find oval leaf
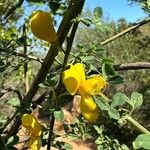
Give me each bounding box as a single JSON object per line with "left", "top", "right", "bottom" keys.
{"left": 111, "top": 92, "right": 129, "bottom": 108}
{"left": 133, "top": 134, "right": 150, "bottom": 149}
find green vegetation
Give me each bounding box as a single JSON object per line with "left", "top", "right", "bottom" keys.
{"left": 0, "top": 0, "right": 150, "bottom": 149}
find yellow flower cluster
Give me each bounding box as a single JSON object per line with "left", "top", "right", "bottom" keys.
{"left": 31, "top": 10, "right": 57, "bottom": 43}
{"left": 62, "top": 63, "right": 106, "bottom": 122}
{"left": 21, "top": 114, "right": 42, "bottom": 150}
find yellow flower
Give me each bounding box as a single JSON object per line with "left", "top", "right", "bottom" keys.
{"left": 62, "top": 63, "right": 106, "bottom": 122}
{"left": 31, "top": 10, "right": 57, "bottom": 43}
{"left": 80, "top": 96, "right": 100, "bottom": 122}
{"left": 21, "top": 114, "right": 42, "bottom": 150}
{"left": 78, "top": 75, "right": 106, "bottom": 96}
{"left": 21, "top": 114, "right": 42, "bottom": 137}
{"left": 62, "top": 63, "right": 86, "bottom": 95}
{"left": 28, "top": 136, "right": 42, "bottom": 150}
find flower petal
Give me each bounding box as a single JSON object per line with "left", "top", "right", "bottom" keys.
{"left": 62, "top": 63, "right": 85, "bottom": 95}
{"left": 78, "top": 75, "right": 106, "bottom": 96}
{"left": 80, "top": 96, "right": 100, "bottom": 122}
{"left": 21, "top": 114, "right": 42, "bottom": 137}
{"left": 28, "top": 136, "right": 42, "bottom": 150}
{"left": 31, "top": 10, "right": 57, "bottom": 43}
{"left": 73, "top": 63, "right": 86, "bottom": 82}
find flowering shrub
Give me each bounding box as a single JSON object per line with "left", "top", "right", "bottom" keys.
{"left": 0, "top": 1, "right": 150, "bottom": 150}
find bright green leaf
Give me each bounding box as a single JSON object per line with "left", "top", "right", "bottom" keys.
{"left": 127, "top": 92, "right": 143, "bottom": 109}
{"left": 133, "top": 134, "right": 150, "bottom": 149}
{"left": 94, "top": 96, "right": 110, "bottom": 110}
{"left": 111, "top": 92, "right": 130, "bottom": 107}
{"left": 108, "top": 108, "right": 120, "bottom": 120}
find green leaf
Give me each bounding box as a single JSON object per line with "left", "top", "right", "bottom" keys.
{"left": 133, "top": 134, "right": 150, "bottom": 149}
{"left": 7, "top": 98, "right": 20, "bottom": 107}
{"left": 7, "top": 135, "right": 19, "bottom": 146}
{"left": 127, "top": 92, "right": 143, "bottom": 109}
{"left": 54, "top": 109, "right": 64, "bottom": 122}
{"left": 95, "top": 137, "right": 103, "bottom": 145}
{"left": 102, "top": 58, "right": 114, "bottom": 64}
{"left": 94, "top": 48, "right": 105, "bottom": 52}
{"left": 108, "top": 108, "right": 120, "bottom": 120}
{"left": 76, "top": 44, "right": 84, "bottom": 49}
{"left": 94, "top": 97, "right": 110, "bottom": 111}
{"left": 81, "top": 56, "right": 94, "bottom": 62}
{"left": 81, "top": 18, "right": 93, "bottom": 27}
{"left": 93, "top": 125, "right": 103, "bottom": 134}
{"left": 108, "top": 75, "right": 124, "bottom": 84}
{"left": 93, "top": 6, "right": 103, "bottom": 21}
{"left": 102, "top": 63, "right": 116, "bottom": 79}
{"left": 111, "top": 92, "right": 130, "bottom": 107}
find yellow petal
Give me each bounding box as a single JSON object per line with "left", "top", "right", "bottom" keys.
{"left": 80, "top": 96, "right": 100, "bottom": 122}
{"left": 31, "top": 10, "right": 57, "bottom": 43}
{"left": 28, "top": 136, "right": 42, "bottom": 150}
{"left": 73, "top": 63, "right": 86, "bottom": 82}
{"left": 78, "top": 75, "right": 106, "bottom": 96}
{"left": 62, "top": 63, "right": 85, "bottom": 95}
{"left": 21, "top": 114, "right": 42, "bottom": 137}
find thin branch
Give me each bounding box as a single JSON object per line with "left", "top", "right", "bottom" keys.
{"left": 23, "top": 24, "right": 29, "bottom": 92}
{"left": 113, "top": 62, "right": 150, "bottom": 71}
{"left": 0, "top": 48, "right": 43, "bottom": 64}
{"left": 101, "top": 17, "right": 150, "bottom": 46}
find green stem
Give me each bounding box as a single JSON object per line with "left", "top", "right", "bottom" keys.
{"left": 100, "top": 93, "right": 111, "bottom": 102}
{"left": 126, "top": 115, "right": 150, "bottom": 135}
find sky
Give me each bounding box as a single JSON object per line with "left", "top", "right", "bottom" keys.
{"left": 84, "top": 0, "right": 148, "bottom": 22}
{"left": 23, "top": 0, "right": 149, "bottom": 26}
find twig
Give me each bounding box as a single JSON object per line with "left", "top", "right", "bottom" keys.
{"left": 0, "top": 48, "right": 43, "bottom": 64}
{"left": 23, "top": 24, "right": 29, "bottom": 92}
{"left": 47, "top": 113, "right": 55, "bottom": 150}
{"left": 113, "top": 62, "right": 150, "bottom": 71}
{"left": 101, "top": 17, "right": 150, "bottom": 46}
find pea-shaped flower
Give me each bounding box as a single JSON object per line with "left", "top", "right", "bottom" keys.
{"left": 31, "top": 10, "right": 57, "bottom": 43}
{"left": 21, "top": 114, "right": 42, "bottom": 150}
{"left": 62, "top": 63, "right": 106, "bottom": 122}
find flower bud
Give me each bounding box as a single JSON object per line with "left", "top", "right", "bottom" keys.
{"left": 31, "top": 10, "right": 57, "bottom": 43}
